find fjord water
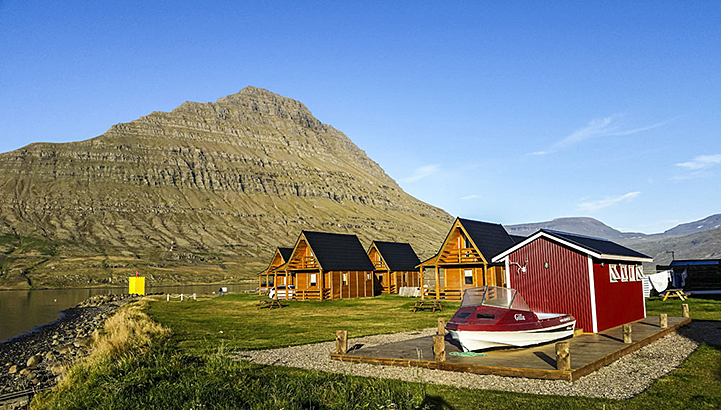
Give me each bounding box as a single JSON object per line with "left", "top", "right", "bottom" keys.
{"left": 0, "top": 283, "right": 256, "bottom": 343}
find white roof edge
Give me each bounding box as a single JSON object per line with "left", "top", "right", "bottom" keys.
{"left": 599, "top": 254, "right": 654, "bottom": 263}
{"left": 492, "top": 230, "right": 605, "bottom": 261}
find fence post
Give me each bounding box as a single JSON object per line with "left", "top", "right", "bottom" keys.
{"left": 623, "top": 324, "right": 632, "bottom": 343}
{"left": 555, "top": 341, "right": 570, "bottom": 371}
{"left": 437, "top": 317, "right": 446, "bottom": 336}
{"left": 660, "top": 313, "right": 668, "bottom": 328}
{"left": 433, "top": 335, "right": 446, "bottom": 362}
{"left": 335, "top": 330, "right": 348, "bottom": 355}
{"left": 166, "top": 294, "right": 169, "bottom": 302}
{"left": 180, "top": 294, "right": 184, "bottom": 301}
{"left": 682, "top": 304, "right": 690, "bottom": 318}
{"left": 193, "top": 293, "right": 196, "bottom": 301}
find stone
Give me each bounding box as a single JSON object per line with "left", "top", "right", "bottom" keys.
{"left": 73, "top": 337, "right": 92, "bottom": 348}
{"left": 44, "top": 351, "right": 56, "bottom": 361}
{"left": 50, "top": 364, "right": 65, "bottom": 376}
{"left": 19, "top": 368, "right": 31, "bottom": 376}
{"left": 26, "top": 355, "right": 43, "bottom": 367}
{"left": 8, "top": 365, "right": 18, "bottom": 374}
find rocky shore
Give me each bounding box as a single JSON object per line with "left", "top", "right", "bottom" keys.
{"left": 0, "top": 294, "right": 137, "bottom": 399}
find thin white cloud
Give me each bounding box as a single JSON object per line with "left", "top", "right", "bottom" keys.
{"left": 577, "top": 191, "right": 640, "bottom": 212}
{"left": 676, "top": 154, "right": 721, "bottom": 170}
{"left": 557, "top": 115, "right": 668, "bottom": 148}
{"left": 528, "top": 150, "right": 553, "bottom": 156}
{"left": 461, "top": 194, "right": 480, "bottom": 200}
{"left": 402, "top": 164, "right": 440, "bottom": 183}
{"left": 528, "top": 115, "right": 672, "bottom": 155}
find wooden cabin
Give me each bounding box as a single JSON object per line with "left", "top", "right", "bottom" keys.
{"left": 367, "top": 241, "right": 421, "bottom": 294}
{"left": 492, "top": 229, "right": 653, "bottom": 333}
{"left": 418, "top": 217, "right": 516, "bottom": 300}
{"left": 258, "top": 247, "right": 293, "bottom": 295}
{"left": 281, "top": 231, "right": 375, "bottom": 301}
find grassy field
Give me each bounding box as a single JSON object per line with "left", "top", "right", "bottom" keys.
{"left": 145, "top": 294, "right": 461, "bottom": 353}
{"left": 31, "top": 294, "right": 721, "bottom": 409}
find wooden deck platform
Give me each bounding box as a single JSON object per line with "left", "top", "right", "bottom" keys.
{"left": 331, "top": 316, "right": 691, "bottom": 381}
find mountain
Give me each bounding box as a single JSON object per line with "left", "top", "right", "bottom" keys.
{"left": 506, "top": 215, "right": 721, "bottom": 268}
{"left": 505, "top": 217, "right": 639, "bottom": 241}
{"left": 0, "top": 87, "right": 453, "bottom": 289}
{"left": 623, "top": 228, "right": 721, "bottom": 266}
{"left": 663, "top": 214, "right": 721, "bottom": 236}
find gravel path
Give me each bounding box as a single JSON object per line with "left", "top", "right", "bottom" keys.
{"left": 234, "top": 321, "right": 721, "bottom": 400}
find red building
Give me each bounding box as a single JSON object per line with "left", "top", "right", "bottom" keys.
{"left": 492, "top": 230, "right": 653, "bottom": 333}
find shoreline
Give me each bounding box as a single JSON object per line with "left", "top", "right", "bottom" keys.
{"left": 0, "top": 279, "right": 258, "bottom": 292}
{"left": 0, "top": 294, "right": 137, "bottom": 399}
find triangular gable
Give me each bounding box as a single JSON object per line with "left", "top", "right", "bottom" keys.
{"left": 369, "top": 241, "right": 421, "bottom": 271}
{"left": 261, "top": 247, "right": 293, "bottom": 274}
{"left": 286, "top": 231, "right": 375, "bottom": 271}
{"left": 491, "top": 229, "right": 653, "bottom": 263}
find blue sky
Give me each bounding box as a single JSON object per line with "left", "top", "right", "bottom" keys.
{"left": 1, "top": 1, "right": 719, "bottom": 233}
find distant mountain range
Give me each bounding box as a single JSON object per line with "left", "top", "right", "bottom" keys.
{"left": 506, "top": 215, "right": 721, "bottom": 265}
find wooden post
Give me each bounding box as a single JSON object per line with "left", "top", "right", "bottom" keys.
{"left": 437, "top": 317, "right": 446, "bottom": 336}
{"left": 555, "top": 341, "right": 570, "bottom": 371}
{"left": 433, "top": 335, "right": 446, "bottom": 362}
{"left": 682, "top": 303, "right": 690, "bottom": 318}
{"left": 660, "top": 313, "right": 668, "bottom": 328}
{"left": 623, "top": 324, "right": 632, "bottom": 343}
{"left": 335, "top": 330, "right": 348, "bottom": 355}
{"left": 273, "top": 272, "right": 278, "bottom": 300}
{"left": 434, "top": 265, "right": 440, "bottom": 300}
{"left": 419, "top": 265, "right": 425, "bottom": 300}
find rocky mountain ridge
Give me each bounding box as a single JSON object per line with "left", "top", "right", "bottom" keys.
{"left": 506, "top": 215, "right": 721, "bottom": 266}
{"left": 0, "top": 87, "right": 453, "bottom": 289}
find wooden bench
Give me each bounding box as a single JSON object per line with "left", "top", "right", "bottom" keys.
{"left": 411, "top": 300, "right": 442, "bottom": 312}
{"left": 256, "top": 299, "right": 285, "bottom": 309}
{"left": 661, "top": 289, "right": 689, "bottom": 301}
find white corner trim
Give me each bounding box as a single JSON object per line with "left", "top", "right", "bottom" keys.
{"left": 588, "top": 256, "right": 598, "bottom": 333}
{"left": 504, "top": 256, "right": 511, "bottom": 288}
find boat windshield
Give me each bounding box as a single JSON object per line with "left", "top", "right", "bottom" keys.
{"left": 460, "top": 286, "right": 531, "bottom": 311}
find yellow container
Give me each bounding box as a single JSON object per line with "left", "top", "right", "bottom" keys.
{"left": 128, "top": 277, "right": 146, "bottom": 295}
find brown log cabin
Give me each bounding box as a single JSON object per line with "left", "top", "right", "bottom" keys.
{"left": 367, "top": 241, "right": 421, "bottom": 294}
{"left": 258, "top": 247, "right": 294, "bottom": 295}
{"left": 418, "top": 217, "right": 517, "bottom": 301}
{"left": 275, "top": 231, "right": 375, "bottom": 301}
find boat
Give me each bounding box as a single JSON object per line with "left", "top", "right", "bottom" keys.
{"left": 445, "top": 286, "right": 576, "bottom": 351}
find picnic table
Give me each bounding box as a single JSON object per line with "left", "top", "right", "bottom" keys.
{"left": 661, "top": 289, "right": 689, "bottom": 301}
{"left": 256, "top": 299, "right": 285, "bottom": 309}
{"left": 411, "top": 300, "right": 443, "bottom": 312}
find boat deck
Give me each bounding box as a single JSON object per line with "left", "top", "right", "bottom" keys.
{"left": 331, "top": 316, "right": 691, "bottom": 381}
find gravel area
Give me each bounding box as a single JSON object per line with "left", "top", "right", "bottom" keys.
{"left": 234, "top": 321, "right": 721, "bottom": 400}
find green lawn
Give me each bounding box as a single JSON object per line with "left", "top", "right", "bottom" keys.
{"left": 32, "top": 294, "right": 721, "bottom": 409}
{"left": 646, "top": 294, "right": 721, "bottom": 321}
{"left": 145, "top": 293, "right": 460, "bottom": 352}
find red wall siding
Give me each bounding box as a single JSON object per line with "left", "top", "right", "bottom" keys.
{"left": 592, "top": 262, "right": 645, "bottom": 331}
{"left": 508, "top": 237, "right": 593, "bottom": 332}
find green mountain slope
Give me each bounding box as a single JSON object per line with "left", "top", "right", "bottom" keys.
{"left": 0, "top": 87, "right": 452, "bottom": 289}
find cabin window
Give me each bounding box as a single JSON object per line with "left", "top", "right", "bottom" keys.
{"left": 458, "top": 312, "right": 470, "bottom": 318}
{"left": 476, "top": 313, "right": 495, "bottom": 319}
{"left": 464, "top": 236, "right": 471, "bottom": 249}
{"left": 464, "top": 269, "right": 473, "bottom": 285}
{"left": 378, "top": 274, "right": 383, "bottom": 284}
{"left": 310, "top": 273, "right": 317, "bottom": 286}
{"left": 342, "top": 273, "right": 348, "bottom": 286}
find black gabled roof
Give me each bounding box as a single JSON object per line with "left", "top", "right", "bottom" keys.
{"left": 509, "top": 234, "right": 526, "bottom": 244}
{"left": 372, "top": 241, "right": 421, "bottom": 272}
{"left": 543, "top": 229, "right": 651, "bottom": 260}
{"left": 458, "top": 218, "right": 516, "bottom": 260}
{"left": 302, "top": 231, "right": 375, "bottom": 271}
{"left": 278, "top": 247, "right": 293, "bottom": 262}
